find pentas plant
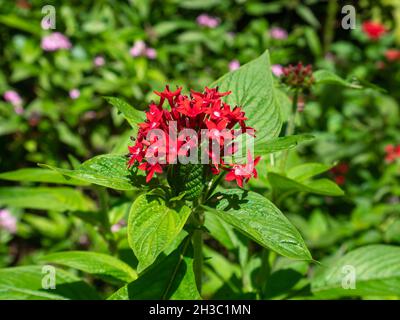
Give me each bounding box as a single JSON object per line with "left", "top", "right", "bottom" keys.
{"left": 0, "top": 50, "right": 357, "bottom": 300}
{"left": 128, "top": 85, "right": 259, "bottom": 190}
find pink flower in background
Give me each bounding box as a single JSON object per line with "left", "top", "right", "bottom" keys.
{"left": 94, "top": 55, "right": 105, "bottom": 67}
{"left": 130, "top": 40, "right": 147, "bottom": 57}
{"left": 4, "top": 90, "right": 22, "bottom": 106}
{"left": 0, "top": 209, "right": 17, "bottom": 234}
{"left": 324, "top": 52, "right": 336, "bottom": 62}
{"left": 271, "top": 64, "right": 284, "bottom": 77}
{"left": 145, "top": 48, "right": 157, "bottom": 59}
{"left": 227, "top": 32, "right": 236, "bottom": 40}
{"left": 229, "top": 59, "right": 240, "bottom": 71}
{"left": 269, "top": 27, "right": 288, "bottom": 40}
{"left": 196, "top": 14, "right": 220, "bottom": 28}
{"left": 69, "top": 89, "right": 80, "bottom": 99}
{"left": 111, "top": 219, "right": 126, "bottom": 233}
{"left": 3, "top": 90, "right": 24, "bottom": 114}
{"left": 41, "top": 32, "right": 72, "bottom": 51}
{"left": 129, "top": 40, "right": 157, "bottom": 59}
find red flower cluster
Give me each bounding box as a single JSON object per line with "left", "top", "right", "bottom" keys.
{"left": 281, "top": 62, "right": 314, "bottom": 90}
{"left": 128, "top": 86, "right": 259, "bottom": 187}
{"left": 362, "top": 21, "right": 386, "bottom": 40}
{"left": 385, "top": 144, "right": 400, "bottom": 163}
{"left": 330, "top": 163, "right": 349, "bottom": 186}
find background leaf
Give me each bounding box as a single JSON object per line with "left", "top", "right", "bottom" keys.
{"left": 268, "top": 172, "right": 344, "bottom": 197}
{"left": 0, "top": 266, "right": 100, "bottom": 300}
{"left": 40, "top": 251, "right": 137, "bottom": 284}
{"left": 314, "top": 70, "right": 362, "bottom": 89}
{"left": 0, "top": 168, "right": 89, "bottom": 186}
{"left": 312, "top": 245, "right": 400, "bottom": 298}
{"left": 0, "top": 187, "right": 96, "bottom": 211}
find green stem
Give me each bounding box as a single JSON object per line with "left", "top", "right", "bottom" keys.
{"left": 204, "top": 171, "right": 226, "bottom": 202}
{"left": 95, "top": 186, "right": 117, "bottom": 254}
{"left": 280, "top": 90, "right": 299, "bottom": 172}
{"left": 192, "top": 210, "right": 204, "bottom": 294}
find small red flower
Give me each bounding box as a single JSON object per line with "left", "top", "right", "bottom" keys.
{"left": 334, "top": 175, "right": 346, "bottom": 186}
{"left": 362, "top": 21, "right": 386, "bottom": 40}
{"left": 385, "top": 49, "right": 400, "bottom": 62}
{"left": 330, "top": 162, "right": 349, "bottom": 186}
{"left": 385, "top": 144, "right": 400, "bottom": 163}
{"left": 225, "top": 151, "right": 260, "bottom": 188}
{"left": 138, "top": 162, "right": 163, "bottom": 182}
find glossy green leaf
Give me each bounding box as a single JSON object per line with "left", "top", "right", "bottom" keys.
{"left": 0, "top": 187, "right": 96, "bottom": 211}
{"left": 211, "top": 50, "right": 282, "bottom": 145}
{"left": 40, "top": 251, "right": 137, "bottom": 284}
{"left": 109, "top": 236, "right": 200, "bottom": 300}
{"left": 40, "top": 154, "right": 146, "bottom": 191}
{"left": 0, "top": 168, "right": 89, "bottom": 186}
{"left": 104, "top": 97, "right": 144, "bottom": 129}
{"left": 312, "top": 245, "right": 400, "bottom": 298}
{"left": 0, "top": 266, "right": 100, "bottom": 300}
{"left": 128, "top": 192, "right": 192, "bottom": 272}
{"left": 205, "top": 189, "right": 311, "bottom": 260}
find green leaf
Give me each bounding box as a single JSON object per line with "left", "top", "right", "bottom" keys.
{"left": 40, "top": 154, "right": 146, "bottom": 191}
{"left": 287, "top": 163, "right": 333, "bottom": 182}
{"left": 0, "top": 15, "right": 42, "bottom": 35}
{"left": 226, "top": 134, "right": 314, "bottom": 162}
{"left": 295, "top": 5, "right": 320, "bottom": 28}
{"left": 314, "top": 70, "right": 362, "bottom": 89}
{"left": 0, "top": 266, "right": 100, "bottom": 300}
{"left": 0, "top": 187, "right": 96, "bottom": 211}
{"left": 104, "top": 97, "right": 144, "bottom": 130}
{"left": 256, "top": 134, "right": 314, "bottom": 156}
{"left": 304, "top": 27, "right": 322, "bottom": 57}
{"left": 0, "top": 168, "right": 89, "bottom": 186}
{"left": 128, "top": 192, "right": 192, "bottom": 272}
{"left": 205, "top": 189, "right": 311, "bottom": 260}
{"left": 109, "top": 236, "right": 200, "bottom": 299}
{"left": 312, "top": 245, "right": 400, "bottom": 298}
{"left": 40, "top": 251, "right": 137, "bottom": 284}
{"left": 169, "top": 164, "right": 206, "bottom": 200}
{"left": 204, "top": 212, "right": 238, "bottom": 250}
{"left": 211, "top": 50, "right": 282, "bottom": 145}
{"left": 268, "top": 172, "right": 344, "bottom": 197}
{"left": 178, "top": 0, "right": 221, "bottom": 9}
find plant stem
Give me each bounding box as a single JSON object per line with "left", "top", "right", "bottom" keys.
{"left": 323, "top": 0, "right": 338, "bottom": 54}
{"left": 192, "top": 210, "right": 204, "bottom": 294}
{"left": 280, "top": 89, "right": 299, "bottom": 172}
{"left": 95, "top": 186, "right": 117, "bottom": 254}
